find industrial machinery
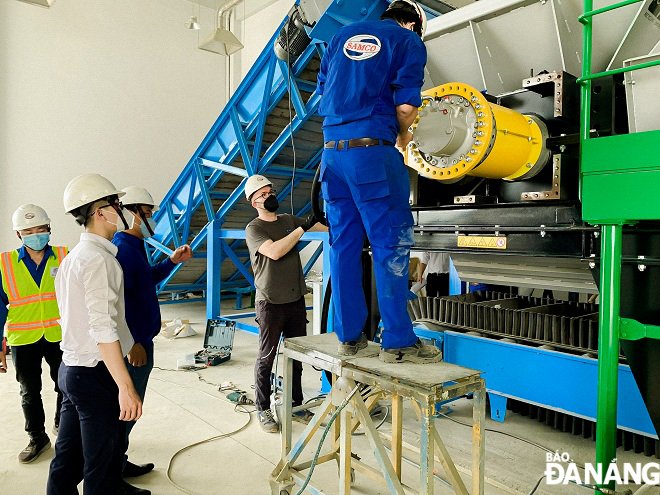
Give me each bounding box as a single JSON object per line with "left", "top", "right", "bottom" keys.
{"left": 147, "top": 0, "right": 660, "bottom": 490}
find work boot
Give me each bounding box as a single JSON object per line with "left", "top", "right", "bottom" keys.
{"left": 258, "top": 409, "right": 279, "bottom": 433}
{"left": 123, "top": 461, "right": 155, "bottom": 478}
{"left": 379, "top": 339, "right": 442, "bottom": 364}
{"left": 18, "top": 435, "right": 51, "bottom": 463}
{"left": 118, "top": 480, "right": 151, "bottom": 495}
{"left": 337, "top": 333, "right": 368, "bottom": 356}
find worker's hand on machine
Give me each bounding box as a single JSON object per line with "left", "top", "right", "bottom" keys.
{"left": 170, "top": 244, "right": 193, "bottom": 264}
{"left": 301, "top": 214, "right": 318, "bottom": 232}
{"left": 127, "top": 343, "right": 147, "bottom": 368}
{"left": 119, "top": 386, "right": 143, "bottom": 422}
{"left": 396, "top": 130, "right": 413, "bottom": 152}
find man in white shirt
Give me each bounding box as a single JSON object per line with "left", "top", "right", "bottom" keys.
{"left": 417, "top": 251, "right": 451, "bottom": 298}
{"left": 47, "top": 174, "right": 146, "bottom": 495}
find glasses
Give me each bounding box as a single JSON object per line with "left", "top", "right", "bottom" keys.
{"left": 254, "top": 189, "right": 276, "bottom": 201}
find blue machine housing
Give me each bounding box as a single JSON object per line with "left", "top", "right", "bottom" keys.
{"left": 414, "top": 323, "right": 657, "bottom": 438}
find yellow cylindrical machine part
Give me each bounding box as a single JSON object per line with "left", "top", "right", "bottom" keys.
{"left": 408, "top": 82, "right": 549, "bottom": 183}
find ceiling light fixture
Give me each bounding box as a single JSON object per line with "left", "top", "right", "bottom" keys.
{"left": 17, "top": 0, "right": 54, "bottom": 7}
{"left": 185, "top": 16, "right": 200, "bottom": 30}
{"left": 199, "top": 0, "right": 244, "bottom": 56}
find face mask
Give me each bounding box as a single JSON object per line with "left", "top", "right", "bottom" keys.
{"left": 139, "top": 217, "right": 157, "bottom": 239}
{"left": 105, "top": 207, "right": 134, "bottom": 233}
{"left": 22, "top": 232, "right": 50, "bottom": 251}
{"left": 263, "top": 195, "right": 279, "bottom": 212}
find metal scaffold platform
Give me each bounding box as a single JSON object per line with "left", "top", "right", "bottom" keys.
{"left": 270, "top": 334, "right": 486, "bottom": 495}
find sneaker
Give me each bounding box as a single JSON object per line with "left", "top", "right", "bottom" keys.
{"left": 338, "top": 333, "right": 368, "bottom": 356}
{"left": 292, "top": 409, "right": 314, "bottom": 424}
{"left": 18, "top": 436, "right": 51, "bottom": 464}
{"left": 379, "top": 339, "right": 442, "bottom": 364}
{"left": 258, "top": 409, "right": 279, "bottom": 433}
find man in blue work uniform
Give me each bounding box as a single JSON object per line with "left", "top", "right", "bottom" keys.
{"left": 317, "top": 0, "right": 441, "bottom": 363}
{"left": 112, "top": 186, "right": 192, "bottom": 479}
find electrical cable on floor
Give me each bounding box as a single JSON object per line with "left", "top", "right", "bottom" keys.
{"left": 294, "top": 383, "right": 361, "bottom": 495}
{"left": 165, "top": 413, "right": 252, "bottom": 495}
{"left": 436, "top": 411, "right": 594, "bottom": 494}
{"left": 151, "top": 368, "right": 255, "bottom": 413}
{"left": 527, "top": 474, "right": 545, "bottom": 495}
{"left": 437, "top": 412, "right": 559, "bottom": 455}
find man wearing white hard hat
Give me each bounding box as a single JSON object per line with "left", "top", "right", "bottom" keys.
{"left": 113, "top": 186, "right": 192, "bottom": 479}
{"left": 47, "top": 174, "right": 148, "bottom": 495}
{"left": 244, "top": 174, "right": 324, "bottom": 433}
{"left": 0, "top": 204, "right": 67, "bottom": 464}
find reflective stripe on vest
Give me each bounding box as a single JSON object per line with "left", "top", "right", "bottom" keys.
{"left": 0, "top": 247, "right": 67, "bottom": 345}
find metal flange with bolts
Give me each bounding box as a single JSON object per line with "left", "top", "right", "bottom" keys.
{"left": 269, "top": 333, "right": 486, "bottom": 495}
{"left": 408, "top": 82, "right": 550, "bottom": 184}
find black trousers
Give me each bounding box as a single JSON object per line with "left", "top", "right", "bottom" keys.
{"left": 426, "top": 272, "right": 450, "bottom": 298}
{"left": 47, "top": 362, "right": 122, "bottom": 495}
{"left": 254, "top": 298, "right": 307, "bottom": 411}
{"left": 11, "top": 337, "right": 63, "bottom": 440}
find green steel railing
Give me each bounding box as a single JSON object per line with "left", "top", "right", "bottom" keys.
{"left": 579, "top": 1, "right": 660, "bottom": 493}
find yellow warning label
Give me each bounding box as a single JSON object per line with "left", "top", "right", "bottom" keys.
{"left": 457, "top": 235, "right": 507, "bottom": 250}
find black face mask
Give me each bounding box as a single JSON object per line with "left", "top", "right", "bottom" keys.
{"left": 263, "top": 195, "right": 279, "bottom": 212}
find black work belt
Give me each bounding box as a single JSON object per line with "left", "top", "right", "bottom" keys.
{"left": 324, "top": 138, "right": 394, "bottom": 150}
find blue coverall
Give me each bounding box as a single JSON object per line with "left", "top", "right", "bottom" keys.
{"left": 317, "top": 18, "right": 427, "bottom": 349}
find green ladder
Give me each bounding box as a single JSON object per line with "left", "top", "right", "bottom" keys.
{"left": 579, "top": 0, "right": 660, "bottom": 491}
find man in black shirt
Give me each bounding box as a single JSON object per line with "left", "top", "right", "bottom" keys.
{"left": 244, "top": 175, "right": 324, "bottom": 432}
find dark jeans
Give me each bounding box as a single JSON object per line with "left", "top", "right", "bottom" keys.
{"left": 123, "top": 343, "right": 154, "bottom": 466}
{"left": 11, "top": 337, "right": 63, "bottom": 441}
{"left": 427, "top": 272, "right": 449, "bottom": 298}
{"left": 47, "top": 362, "right": 122, "bottom": 495}
{"left": 254, "top": 298, "right": 307, "bottom": 411}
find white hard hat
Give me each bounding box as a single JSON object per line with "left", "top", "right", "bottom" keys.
{"left": 12, "top": 204, "right": 51, "bottom": 231}
{"left": 245, "top": 174, "right": 273, "bottom": 200}
{"left": 63, "top": 173, "right": 125, "bottom": 214}
{"left": 384, "top": 0, "right": 427, "bottom": 38}
{"left": 120, "top": 186, "right": 159, "bottom": 212}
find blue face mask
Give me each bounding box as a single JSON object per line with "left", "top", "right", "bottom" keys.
{"left": 22, "top": 232, "right": 50, "bottom": 251}
{"left": 139, "top": 217, "right": 157, "bottom": 239}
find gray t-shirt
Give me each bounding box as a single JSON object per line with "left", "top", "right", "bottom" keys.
{"left": 245, "top": 214, "right": 307, "bottom": 304}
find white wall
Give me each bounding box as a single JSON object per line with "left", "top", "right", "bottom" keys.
{"left": 0, "top": 0, "right": 227, "bottom": 250}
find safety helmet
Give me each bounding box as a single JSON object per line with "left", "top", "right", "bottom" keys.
{"left": 383, "top": 0, "right": 427, "bottom": 38}
{"left": 120, "top": 186, "right": 160, "bottom": 212}
{"left": 245, "top": 174, "right": 273, "bottom": 200}
{"left": 63, "top": 174, "right": 125, "bottom": 226}
{"left": 12, "top": 204, "right": 51, "bottom": 231}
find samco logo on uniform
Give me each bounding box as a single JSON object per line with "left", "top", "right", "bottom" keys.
{"left": 343, "top": 35, "right": 381, "bottom": 61}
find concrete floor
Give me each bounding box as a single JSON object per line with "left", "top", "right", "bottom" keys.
{"left": 0, "top": 299, "right": 656, "bottom": 494}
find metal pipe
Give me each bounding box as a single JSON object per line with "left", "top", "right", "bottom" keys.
{"left": 215, "top": 0, "right": 243, "bottom": 29}
{"left": 579, "top": 0, "right": 593, "bottom": 145}
{"left": 577, "top": 59, "right": 660, "bottom": 83}
{"left": 578, "top": 0, "right": 642, "bottom": 22}
{"left": 595, "top": 224, "right": 623, "bottom": 493}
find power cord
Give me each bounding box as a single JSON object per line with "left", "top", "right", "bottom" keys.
{"left": 294, "top": 384, "right": 361, "bottom": 495}
{"left": 285, "top": 17, "right": 297, "bottom": 215}
{"left": 165, "top": 413, "right": 252, "bottom": 495}
{"left": 436, "top": 412, "right": 594, "bottom": 494}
